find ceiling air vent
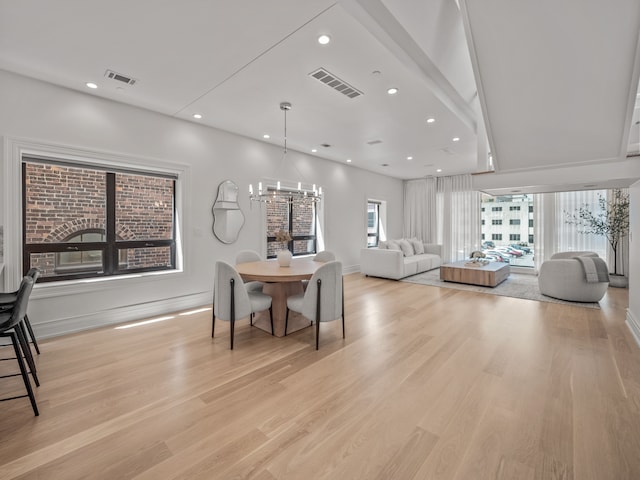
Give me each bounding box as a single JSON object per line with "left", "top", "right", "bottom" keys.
{"left": 104, "top": 69, "right": 137, "bottom": 86}
{"left": 367, "top": 140, "right": 383, "bottom": 145}
{"left": 309, "top": 68, "right": 363, "bottom": 99}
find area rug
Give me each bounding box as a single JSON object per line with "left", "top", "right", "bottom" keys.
{"left": 401, "top": 268, "right": 600, "bottom": 309}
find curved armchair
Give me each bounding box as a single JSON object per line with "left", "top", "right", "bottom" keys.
{"left": 538, "top": 252, "right": 608, "bottom": 302}
{"left": 213, "top": 261, "right": 273, "bottom": 349}
{"left": 235, "top": 250, "right": 264, "bottom": 293}
{"left": 285, "top": 261, "right": 344, "bottom": 349}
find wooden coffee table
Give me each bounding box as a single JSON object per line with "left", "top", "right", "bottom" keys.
{"left": 440, "top": 261, "right": 510, "bottom": 287}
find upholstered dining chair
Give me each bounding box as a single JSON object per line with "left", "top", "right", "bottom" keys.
{"left": 302, "top": 251, "right": 336, "bottom": 291}
{"left": 212, "top": 261, "right": 273, "bottom": 349}
{"left": 285, "top": 261, "right": 344, "bottom": 350}
{"left": 235, "top": 250, "right": 265, "bottom": 293}
{"left": 0, "top": 276, "right": 39, "bottom": 415}
{"left": 0, "top": 268, "right": 41, "bottom": 354}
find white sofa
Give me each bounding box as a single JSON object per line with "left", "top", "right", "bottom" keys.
{"left": 538, "top": 251, "right": 609, "bottom": 302}
{"left": 360, "top": 239, "right": 442, "bottom": 280}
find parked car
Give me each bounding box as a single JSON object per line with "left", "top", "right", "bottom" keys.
{"left": 482, "top": 241, "right": 495, "bottom": 249}
{"left": 484, "top": 254, "right": 509, "bottom": 263}
{"left": 510, "top": 243, "right": 531, "bottom": 254}
{"left": 483, "top": 250, "right": 511, "bottom": 263}
{"left": 498, "top": 246, "right": 523, "bottom": 257}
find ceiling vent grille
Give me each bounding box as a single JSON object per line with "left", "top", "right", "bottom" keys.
{"left": 104, "top": 69, "right": 137, "bottom": 86}
{"left": 309, "top": 68, "right": 363, "bottom": 99}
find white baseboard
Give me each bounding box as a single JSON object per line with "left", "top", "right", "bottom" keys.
{"left": 33, "top": 291, "right": 212, "bottom": 339}
{"left": 626, "top": 308, "right": 640, "bottom": 349}
{"left": 343, "top": 264, "right": 360, "bottom": 275}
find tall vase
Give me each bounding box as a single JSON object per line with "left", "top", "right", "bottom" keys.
{"left": 277, "top": 250, "right": 292, "bottom": 267}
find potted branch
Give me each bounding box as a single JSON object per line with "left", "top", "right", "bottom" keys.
{"left": 565, "top": 189, "right": 629, "bottom": 287}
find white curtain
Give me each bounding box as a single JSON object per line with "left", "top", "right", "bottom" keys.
{"left": 403, "top": 178, "right": 437, "bottom": 243}
{"left": 403, "top": 174, "right": 480, "bottom": 263}
{"left": 533, "top": 189, "right": 610, "bottom": 272}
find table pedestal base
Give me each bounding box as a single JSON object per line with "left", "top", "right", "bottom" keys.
{"left": 252, "top": 281, "right": 310, "bottom": 337}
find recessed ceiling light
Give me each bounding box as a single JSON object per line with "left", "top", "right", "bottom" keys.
{"left": 263, "top": 134, "right": 270, "bottom": 139}
{"left": 426, "top": 117, "right": 435, "bottom": 123}
{"left": 387, "top": 87, "right": 398, "bottom": 95}
{"left": 407, "top": 156, "right": 413, "bottom": 160}
{"left": 318, "top": 34, "right": 331, "bottom": 45}
{"left": 436, "top": 168, "right": 442, "bottom": 173}
{"left": 311, "top": 148, "right": 317, "bottom": 153}
{"left": 346, "top": 159, "right": 352, "bottom": 163}
{"left": 192, "top": 113, "right": 202, "bottom": 119}
{"left": 452, "top": 137, "right": 460, "bottom": 142}
{"left": 86, "top": 82, "right": 98, "bottom": 89}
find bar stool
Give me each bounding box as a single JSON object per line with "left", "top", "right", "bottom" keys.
{"left": 0, "top": 268, "right": 40, "bottom": 354}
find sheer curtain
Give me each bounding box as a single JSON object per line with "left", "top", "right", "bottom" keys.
{"left": 403, "top": 174, "right": 480, "bottom": 263}
{"left": 403, "top": 178, "right": 437, "bottom": 243}
{"left": 533, "top": 189, "right": 610, "bottom": 272}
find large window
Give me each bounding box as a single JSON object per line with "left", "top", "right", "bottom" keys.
{"left": 367, "top": 201, "right": 381, "bottom": 247}
{"left": 481, "top": 193, "right": 535, "bottom": 268}
{"left": 266, "top": 190, "right": 317, "bottom": 258}
{"left": 23, "top": 159, "right": 176, "bottom": 282}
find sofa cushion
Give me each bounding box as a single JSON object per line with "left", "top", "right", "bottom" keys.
{"left": 409, "top": 238, "right": 424, "bottom": 254}
{"left": 397, "top": 239, "right": 414, "bottom": 257}
{"left": 378, "top": 240, "right": 388, "bottom": 249}
{"left": 387, "top": 240, "right": 401, "bottom": 252}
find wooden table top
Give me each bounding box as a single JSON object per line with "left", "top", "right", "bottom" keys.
{"left": 441, "top": 260, "right": 510, "bottom": 272}
{"left": 236, "top": 258, "right": 323, "bottom": 282}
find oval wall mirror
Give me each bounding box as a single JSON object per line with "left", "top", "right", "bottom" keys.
{"left": 212, "top": 180, "right": 245, "bottom": 244}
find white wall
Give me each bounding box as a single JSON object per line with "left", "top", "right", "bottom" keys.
{"left": 0, "top": 70, "right": 403, "bottom": 337}
{"left": 627, "top": 180, "right": 640, "bottom": 347}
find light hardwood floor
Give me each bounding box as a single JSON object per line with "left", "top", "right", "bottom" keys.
{"left": 0, "top": 273, "right": 638, "bottom": 479}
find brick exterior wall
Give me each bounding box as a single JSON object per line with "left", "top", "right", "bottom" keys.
{"left": 24, "top": 162, "right": 173, "bottom": 276}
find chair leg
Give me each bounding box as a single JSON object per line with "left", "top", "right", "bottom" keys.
{"left": 211, "top": 315, "right": 216, "bottom": 338}
{"left": 315, "top": 279, "right": 322, "bottom": 350}
{"left": 15, "top": 324, "right": 39, "bottom": 387}
{"left": 24, "top": 315, "right": 40, "bottom": 355}
{"left": 230, "top": 278, "right": 235, "bottom": 350}
{"left": 9, "top": 332, "right": 39, "bottom": 416}
{"left": 269, "top": 307, "right": 274, "bottom": 336}
{"left": 342, "top": 278, "right": 345, "bottom": 339}
{"left": 284, "top": 309, "right": 289, "bottom": 336}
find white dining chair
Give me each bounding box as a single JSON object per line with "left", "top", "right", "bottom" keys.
{"left": 285, "top": 261, "right": 344, "bottom": 349}
{"left": 212, "top": 261, "right": 273, "bottom": 349}
{"left": 235, "top": 250, "right": 265, "bottom": 293}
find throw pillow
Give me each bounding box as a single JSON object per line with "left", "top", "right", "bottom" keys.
{"left": 378, "top": 240, "right": 388, "bottom": 249}
{"left": 397, "top": 238, "right": 414, "bottom": 257}
{"left": 410, "top": 238, "right": 425, "bottom": 255}
{"left": 387, "top": 240, "right": 401, "bottom": 252}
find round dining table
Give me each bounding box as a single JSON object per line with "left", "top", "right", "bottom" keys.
{"left": 236, "top": 258, "right": 323, "bottom": 337}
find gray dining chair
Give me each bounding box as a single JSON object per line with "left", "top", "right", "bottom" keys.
{"left": 0, "top": 268, "right": 41, "bottom": 354}
{"left": 235, "top": 250, "right": 265, "bottom": 293}
{"left": 0, "top": 276, "right": 38, "bottom": 415}
{"left": 212, "top": 261, "right": 273, "bottom": 349}
{"left": 285, "top": 261, "right": 344, "bottom": 350}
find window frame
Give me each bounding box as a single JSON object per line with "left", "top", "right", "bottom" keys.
{"left": 265, "top": 188, "right": 318, "bottom": 259}
{"left": 22, "top": 158, "right": 177, "bottom": 283}
{"left": 367, "top": 200, "right": 381, "bottom": 248}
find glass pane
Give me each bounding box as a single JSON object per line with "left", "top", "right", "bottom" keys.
{"left": 118, "top": 246, "right": 172, "bottom": 270}
{"left": 293, "top": 239, "right": 314, "bottom": 255}
{"left": 30, "top": 252, "right": 104, "bottom": 278}
{"left": 267, "top": 241, "right": 288, "bottom": 258}
{"left": 266, "top": 195, "right": 290, "bottom": 238}
{"left": 116, "top": 173, "right": 174, "bottom": 240}
{"left": 367, "top": 235, "right": 378, "bottom": 247}
{"left": 291, "top": 202, "right": 315, "bottom": 236}
{"left": 480, "top": 193, "right": 534, "bottom": 267}
{"left": 24, "top": 163, "right": 106, "bottom": 244}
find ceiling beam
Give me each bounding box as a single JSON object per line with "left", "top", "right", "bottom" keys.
{"left": 339, "top": 0, "right": 477, "bottom": 132}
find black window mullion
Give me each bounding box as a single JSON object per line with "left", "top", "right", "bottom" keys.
{"left": 105, "top": 172, "right": 117, "bottom": 275}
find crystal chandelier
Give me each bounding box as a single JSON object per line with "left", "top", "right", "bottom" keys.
{"left": 249, "top": 102, "right": 322, "bottom": 205}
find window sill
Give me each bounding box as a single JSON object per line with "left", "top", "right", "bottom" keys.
{"left": 31, "top": 268, "right": 184, "bottom": 300}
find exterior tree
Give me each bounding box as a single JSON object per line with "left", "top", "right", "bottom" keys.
{"left": 565, "top": 189, "right": 630, "bottom": 275}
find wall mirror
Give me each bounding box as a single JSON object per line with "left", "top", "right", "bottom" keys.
{"left": 212, "top": 180, "right": 245, "bottom": 244}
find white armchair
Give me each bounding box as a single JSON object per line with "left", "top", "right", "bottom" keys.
{"left": 538, "top": 251, "right": 609, "bottom": 303}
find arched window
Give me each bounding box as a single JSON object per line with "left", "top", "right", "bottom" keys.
{"left": 55, "top": 230, "right": 127, "bottom": 273}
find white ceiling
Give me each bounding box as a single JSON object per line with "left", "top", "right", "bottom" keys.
{"left": 1, "top": 0, "right": 639, "bottom": 184}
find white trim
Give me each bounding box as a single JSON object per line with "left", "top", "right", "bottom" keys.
{"left": 2, "top": 135, "right": 189, "bottom": 291}
{"left": 33, "top": 291, "right": 211, "bottom": 339}
{"left": 626, "top": 308, "right": 640, "bottom": 349}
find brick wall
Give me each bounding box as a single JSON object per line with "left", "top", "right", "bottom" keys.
{"left": 265, "top": 192, "right": 315, "bottom": 257}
